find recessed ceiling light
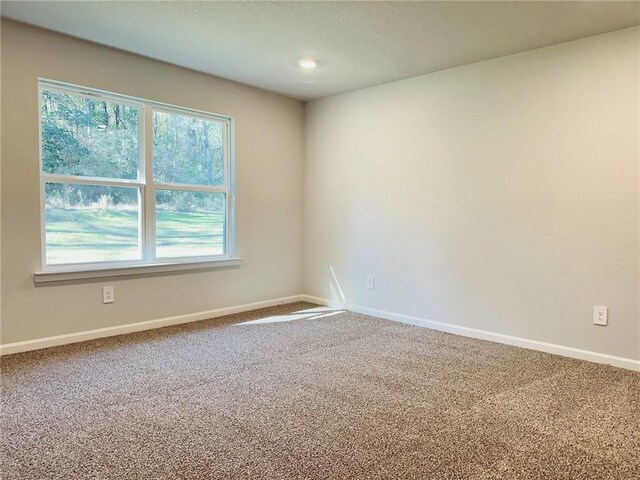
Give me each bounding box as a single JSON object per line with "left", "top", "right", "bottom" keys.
{"left": 298, "top": 58, "right": 318, "bottom": 69}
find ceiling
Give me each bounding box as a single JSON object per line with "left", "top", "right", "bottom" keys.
{"left": 2, "top": 1, "right": 639, "bottom": 101}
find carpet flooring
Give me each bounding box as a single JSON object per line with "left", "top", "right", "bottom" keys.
{"left": 1, "top": 302, "right": 639, "bottom": 479}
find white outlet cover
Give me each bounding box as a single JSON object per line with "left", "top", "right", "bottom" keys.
{"left": 103, "top": 286, "right": 114, "bottom": 304}
{"left": 593, "top": 305, "right": 607, "bottom": 326}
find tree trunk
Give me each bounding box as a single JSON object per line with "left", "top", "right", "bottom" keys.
{"left": 202, "top": 121, "right": 214, "bottom": 185}
{"left": 86, "top": 99, "right": 94, "bottom": 138}
{"left": 86, "top": 99, "right": 93, "bottom": 122}
{"left": 172, "top": 117, "right": 178, "bottom": 172}
{"left": 102, "top": 102, "right": 109, "bottom": 127}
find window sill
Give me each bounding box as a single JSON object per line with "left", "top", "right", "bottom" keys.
{"left": 33, "top": 258, "right": 242, "bottom": 284}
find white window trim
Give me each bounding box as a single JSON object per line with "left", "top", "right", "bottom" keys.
{"left": 37, "top": 79, "right": 237, "bottom": 279}
{"left": 33, "top": 258, "right": 242, "bottom": 284}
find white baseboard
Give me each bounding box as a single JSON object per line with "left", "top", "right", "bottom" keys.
{"left": 0, "top": 295, "right": 308, "bottom": 356}
{"left": 301, "top": 296, "right": 639, "bottom": 372}
{"left": 345, "top": 303, "right": 640, "bottom": 372}
{"left": 3, "top": 294, "right": 638, "bottom": 372}
{"left": 299, "top": 294, "right": 332, "bottom": 306}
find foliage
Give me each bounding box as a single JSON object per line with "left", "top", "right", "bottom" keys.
{"left": 41, "top": 90, "right": 139, "bottom": 179}
{"left": 153, "top": 111, "right": 224, "bottom": 186}
{"left": 41, "top": 89, "right": 225, "bottom": 211}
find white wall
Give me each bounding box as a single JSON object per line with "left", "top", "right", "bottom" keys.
{"left": 304, "top": 27, "right": 640, "bottom": 361}
{"left": 1, "top": 20, "right": 305, "bottom": 344}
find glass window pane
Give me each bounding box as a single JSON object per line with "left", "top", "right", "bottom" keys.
{"left": 155, "top": 190, "right": 225, "bottom": 258}
{"left": 41, "top": 89, "right": 140, "bottom": 179}
{"left": 45, "top": 183, "right": 141, "bottom": 265}
{"left": 153, "top": 111, "right": 225, "bottom": 186}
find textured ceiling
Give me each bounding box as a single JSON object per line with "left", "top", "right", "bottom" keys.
{"left": 2, "top": 1, "right": 639, "bottom": 101}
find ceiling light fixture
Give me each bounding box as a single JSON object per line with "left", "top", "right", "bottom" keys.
{"left": 298, "top": 58, "right": 318, "bottom": 69}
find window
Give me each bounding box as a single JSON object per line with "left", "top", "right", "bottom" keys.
{"left": 39, "top": 80, "right": 234, "bottom": 272}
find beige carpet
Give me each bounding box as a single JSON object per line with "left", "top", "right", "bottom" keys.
{"left": 1, "top": 302, "right": 639, "bottom": 479}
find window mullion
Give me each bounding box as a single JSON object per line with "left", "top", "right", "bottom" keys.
{"left": 227, "top": 120, "right": 235, "bottom": 258}
{"left": 41, "top": 174, "right": 143, "bottom": 188}
{"left": 153, "top": 182, "right": 226, "bottom": 193}
{"left": 144, "top": 106, "right": 156, "bottom": 262}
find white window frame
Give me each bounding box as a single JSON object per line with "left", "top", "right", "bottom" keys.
{"left": 37, "top": 79, "right": 237, "bottom": 278}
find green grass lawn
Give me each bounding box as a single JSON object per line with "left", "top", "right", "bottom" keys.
{"left": 45, "top": 207, "right": 224, "bottom": 264}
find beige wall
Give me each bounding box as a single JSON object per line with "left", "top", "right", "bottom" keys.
{"left": 1, "top": 20, "right": 305, "bottom": 344}
{"left": 304, "top": 27, "right": 640, "bottom": 360}
{"left": 2, "top": 20, "right": 638, "bottom": 361}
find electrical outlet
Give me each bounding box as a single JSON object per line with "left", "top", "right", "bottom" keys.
{"left": 103, "top": 286, "right": 114, "bottom": 304}
{"left": 366, "top": 276, "right": 375, "bottom": 290}
{"left": 593, "top": 306, "right": 607, "bottom": 326}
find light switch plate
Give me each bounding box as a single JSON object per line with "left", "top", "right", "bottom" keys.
{"left": 366, "top": 276, "right": 375, "bottom": 290}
